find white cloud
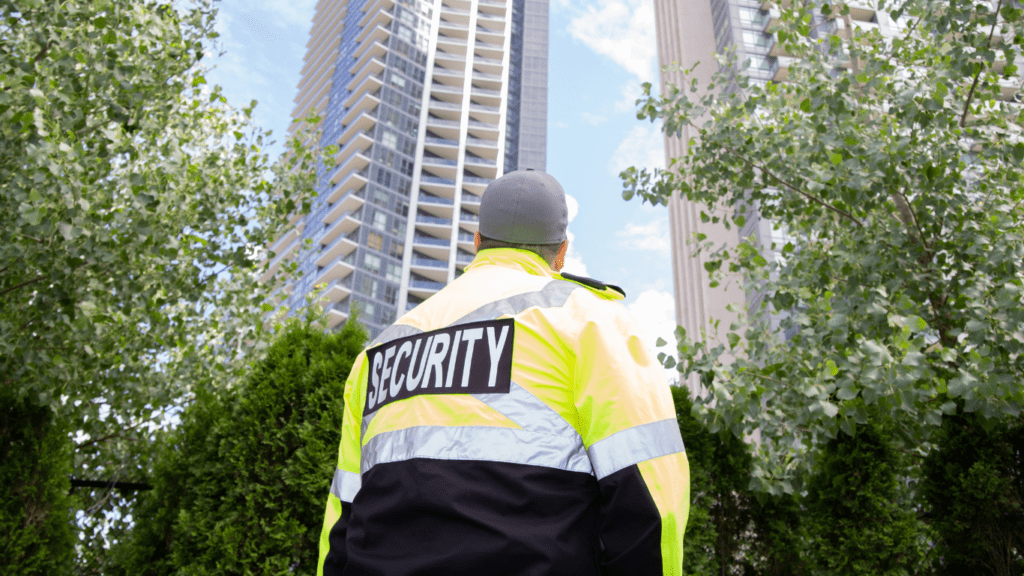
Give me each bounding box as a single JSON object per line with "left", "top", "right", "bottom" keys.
{"left": 561, "top": 230, "right": 589, "bottom": 277}
{"left": 565, "top": 0, "right": 658, "bottom": 82}
{"left": 562, "top": 194, "right": 588, "bottom": 276}
{"left": 617, "top": 216, "right": 671, "bottom": 255}
{"left": 554, "top": 120, "right": 570, "bottom": 129}
{"left": 614, "top": 81, "right": 646, "bottom": 114}
{"left": 610, "top": 124, "right": 665, "bottom": 175}
{"left": 581, "top": 111, "right": 608, "bottom": 126}
{"left": 626, "top": 289, "right": 678, "bottom": 364}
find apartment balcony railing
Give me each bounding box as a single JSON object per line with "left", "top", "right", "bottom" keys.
{"left": 410, "top": 280, "right": 445, "bottom": 291}
{"left": 418, "top": 193, "right": 454, "bottom": 206}
{"left": 426, "top": 117, "right": 460, "bottom": 127}
{"left": 463, "top": 176, "right": 492, "bottom": 186}
{"left": 460, "top": 212, "right": 479, "bottom": 222}
{"left": 437, "top": 35, "right": 468, "bottom": 45}
{"left": 411, "top": 257, "right": 448, "bottom": 269}
{"left": 458, "top": 232, "right": 475, "bottom": 243}
{"left": 413, "top": 235, "right": 451, "bottom": 247}
{"left": 474, "top": 55, "right": 502, "bottom": 65}
{"left": 425, "top": 136, "right": 459, "bottom": 147}
{"left": 456, "top": 253, "right": 475, "bottom": 264}
{"left": 461, "top": 193, "right": 482, "bottom": 204}
{"left": 465, "top": 135, "right": 496, "bottom": 146}
{"left": 464, "top": 156, "right": 495, "bottom": 166}
{"left": 421, "top": 175, "right": 456, "bottom": 186}
{"left": 422, "top": 156, "right": 458, "bottom": 166}
{"left": 416, "top": 214, "right": 454, "bottom": 226}
{"left": 470, "top": 86, "right": 502, "bottom": 96}
{"left": 315, "top": 252, "right": 356, "bottom": 283}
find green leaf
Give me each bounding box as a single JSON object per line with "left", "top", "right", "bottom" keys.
{"left": 102, "top": 30, "right": 116, "bottom": 44}
{"left": 829, "top": 152, "right": 843, "bottom": 166}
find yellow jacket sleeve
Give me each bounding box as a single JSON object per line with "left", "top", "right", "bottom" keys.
{"left": 573, "top": 301, "right": 690, "bottom": 576}
{"left": 317, "top": 351, "right": 369, "bottom": 576}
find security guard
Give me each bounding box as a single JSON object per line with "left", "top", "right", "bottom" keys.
{"left": 317, "top": 170, "right": 689, "bottom": 575}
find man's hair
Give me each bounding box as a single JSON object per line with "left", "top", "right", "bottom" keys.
{"left": 477, "top": 233, "right": 562, "bottom": 265}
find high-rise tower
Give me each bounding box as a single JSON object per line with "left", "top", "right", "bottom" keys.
{"left": 264, "top": 0, "right": 548, "bottom": 338}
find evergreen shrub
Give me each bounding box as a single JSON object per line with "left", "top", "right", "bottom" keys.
{"left": 110, "top": 319, "right": 365, "bottom": 575}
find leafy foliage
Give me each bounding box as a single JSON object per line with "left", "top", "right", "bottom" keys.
{"left": 0, "top": 0, "right": 327, "bottom": 564}
{"left": 920, "top": 411, "right": 1024, "bottom": 575}
{"left": 672, "top": 384, "right": 808, "bottom": 575}
{"left": 0, "top": 387, "right": 75, "bottom": 575}
{"left": 803, "top": 423, "right": 930, "bottom": 574}
{"left": 108, "top": 318, "right": 366, "bottom": 575}
{"left": 624, "top": 0, "right": 1024, "bottom": 492}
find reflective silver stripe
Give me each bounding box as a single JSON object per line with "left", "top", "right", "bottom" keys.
{"left": 359, "top": 382, "right": 591, "bottom": 472}
{"left": 329, "top": 467, "right": 362, "bottom": 503}
{"left": 475, "top": 381, "right": 579, "bottom": 438}
{"left": 586, "top": 418, "right": 686, "bottom": 481}
{"left": 451, "top": 280, "right": 578, "bottom": 326}
{"left": 362, "top": 425, "right": 592, "bottom": 474}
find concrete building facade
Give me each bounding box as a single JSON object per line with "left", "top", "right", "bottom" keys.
{"left": 265, "top": 0, "right": 548, "bottom": 338}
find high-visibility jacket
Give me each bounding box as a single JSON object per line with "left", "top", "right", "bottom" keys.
{"left": 317, "top": 248, "right": 689, "bottom": 576}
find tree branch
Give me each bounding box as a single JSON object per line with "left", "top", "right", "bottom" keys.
{"left": 959, "top": 0, "right": 1004, "bottom": 128}
{"left": 0, "top": 275, "right": 47, "bottom": 298}
{"left": 717, "top": 142, "right": 866, "bottom": 228}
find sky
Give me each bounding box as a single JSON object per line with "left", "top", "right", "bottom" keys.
{"left": 205, "top": 0, "right": 677, "bottom": 360}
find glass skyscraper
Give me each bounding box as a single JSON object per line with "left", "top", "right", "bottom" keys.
{"left": 263, "top": 0, "right": 548, "bottom": 338}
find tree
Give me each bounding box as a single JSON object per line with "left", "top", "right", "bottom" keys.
{"left": 920, "top": 411, "right": 1024, "bottom": 574}
{"left": 0, "top": 385, "right": 76, "bottom": 575}
{"left": 0, "top": 0, "right": 325, "bottom": 563}
{"left": 623, "top": 0, "right": 1023, "bottom": 493}
{"left": 108, "top": 317, "right": 366, "bottom": 576}
{"left": 672, "top": 384, "right": 809, "bottom": 575}
{"left": 803, "top": 423, "right": 929, "bottom": 574}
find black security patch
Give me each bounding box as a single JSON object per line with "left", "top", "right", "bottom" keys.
{"left": 364, "top": 318, "right": 515, "bottom": 415}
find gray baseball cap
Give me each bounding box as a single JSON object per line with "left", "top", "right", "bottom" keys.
{"left": 478, "top": 169, "right": 568, "bottom": 245}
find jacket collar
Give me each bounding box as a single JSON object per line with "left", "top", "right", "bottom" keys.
{"left": 465, "top": 248, "right": 554, "bottom": 278}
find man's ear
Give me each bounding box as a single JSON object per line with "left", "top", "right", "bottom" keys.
{"left": 474, "top": 231, "right": 482, "bottom": 251}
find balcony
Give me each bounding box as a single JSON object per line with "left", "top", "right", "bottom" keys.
{"left": 457, "top": 231, "right": 475, "bottom": 245}
{"left": 316, "top": 252, "right": 356, "bottom": 285}
{"left": 316, "top": 229, "right": 359, "bottom": 267}
{"left": 343, "top": 72, "right": 384, "bottom": 108}
{"left": 464, "top": 156, "right": 495, "bottom": 167}
{"left": 347, "top": 56, "right": 386, "bottom": 91}
{"left": 411, "top": 256, "right": 449, "bottom": 269}
{"left": 326, "top": 298, "right": 350, "bottom": 328}
{"left": 418, "top": 192, "right": 455, "bottom": 207}
{"left": 456, "top": 252, "right": 475, "bottom": 264}
{"left": 408, "top": 279, "right": 446, "bottom": 295}
{"left": 323, "top": 187, "right": 365, "bottom": 224}
{"left": 414, "top": 234, "right": 452, "bottom": 247}
{"left": 326, "top": 167, "right": 369, "bottom": 204}
{"left": 416, "top": 213, "right": 454, "bottom": 226}
{"left": 321, "top": 207, "right": 362, "bottom": 245}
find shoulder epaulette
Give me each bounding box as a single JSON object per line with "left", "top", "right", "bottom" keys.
{"left": 558, "top": 272, "right": 626, "bottom": 300}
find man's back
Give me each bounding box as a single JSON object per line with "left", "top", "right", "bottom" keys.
{"left": 317, "top": 248, "right": 689, "bottom": 576}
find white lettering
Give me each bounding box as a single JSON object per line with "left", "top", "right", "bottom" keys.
{"left": 389, "top": 343, "right": 410, "bottom": 397}
{"left": 382, "top": 340, "right": 397, "bottom": 399}
{"left": 425, "top": 333, "right": 450, "bottom": 389}
{"left": 485, "top": 325, "right": 509, "bottom": 387}
{"left": 369, "top": 352, "right": 383, "bottom": 408}
{"left": 444, "top": 330, "right": 463, "bottom": 388}
{"left": 459, "top": 328, "right": 483, "bottom": 388}
{"left": 406, "top": 336, "right": 431, "bottom": 391}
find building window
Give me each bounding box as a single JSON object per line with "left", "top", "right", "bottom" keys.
{"left": 386, "top": 262, "right": 401, "bottom": 283}
{"left": 382, "top": 129, "right": 398, "bottom": 149}
{"left": 390, "top": 218, "right": 406, "bottom": 237}
{"left": 360, "top": 276, "right": 379, "bottom": 297}
{"left": 383, "top": 284, "right": 398, "bottom": 305}
{"left": 389, "top": 241, "right": 404, "bottom": 258}
{"left": 367, "top": 232, "right": 384, "bottom": 251}
{"left": 372, "top": 211, "right": 388, "bottom": 230}
{"left": 365, "top": 254, "right": 382, "bottom": 274}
